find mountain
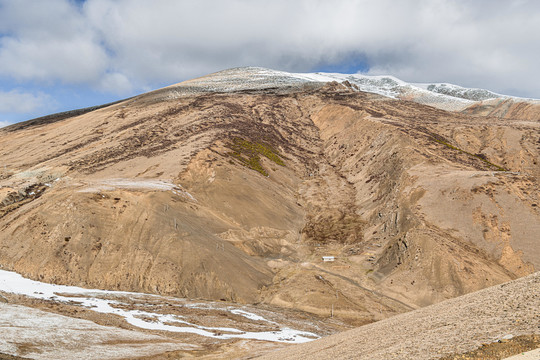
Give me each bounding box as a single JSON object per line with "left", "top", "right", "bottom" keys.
{"left": 152, "top": 66, "right": 540, "bottom": 112}
{"left": 0, "top": 67, "right": 538, "bottom": 357}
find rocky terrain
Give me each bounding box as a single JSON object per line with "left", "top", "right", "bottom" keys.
{"left": 0, "top": 67, "right": 538, "bottom": 358}
{"left": 255, "top": 271, "right": 540, "bottom": 360}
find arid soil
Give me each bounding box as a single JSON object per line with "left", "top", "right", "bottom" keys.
{"left": 462, "top": 97, "right": 540, "bottom": 121}
{"left": 442, "top": 334, "right": 540, "bottom": 360}
{"left": 0, "top": 68, "right": 538, "bottom": 358}
{"left": 254, "top": 272, "right": 540, "bottom": 360}
{"left": 0, "top": 354, "right": 29, "bottom": 360}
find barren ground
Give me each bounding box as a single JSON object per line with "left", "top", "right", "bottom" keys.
{"left": 0, "top": 68, "right": 538, "bottom": 359}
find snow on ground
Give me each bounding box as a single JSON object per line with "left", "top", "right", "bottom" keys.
{"left": 230, "top": 309, "right": 273, "bottom": 323}
{"left": 161, "top": 67, "right": 538, "bottom": 112}
{"left": 0, "top": 302, "right": 187, "bottom": 360}
{"left": 289, "top": 71, "right": 478, "bottom": 110}
{"left": 0, "top": 269, "right": 318, "bottom": 344}
{"left": 78, "top": 178, "right": 197, "bottom": 201}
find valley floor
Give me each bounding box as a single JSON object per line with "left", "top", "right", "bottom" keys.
{"left": 1, "top": 270, "right": 538, "bottom": 359}
{"left": 0, "top": 270, "right": 346, "bottom": 359}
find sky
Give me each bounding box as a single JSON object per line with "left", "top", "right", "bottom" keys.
{"left": 1, "top": 0, "right": 540, "bottom": 127}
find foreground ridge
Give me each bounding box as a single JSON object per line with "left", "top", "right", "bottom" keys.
{"left": 257, "top": 272, "right": 540, "bottom": 360}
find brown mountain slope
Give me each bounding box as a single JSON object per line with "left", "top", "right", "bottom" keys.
{"left": 462, "top": 97, "right": 540, "bottom": 121}
{"left": 0, "top": 70, "right": 538, "bottom": 325}
{"left": 255, "top": 271, "right": 540, "bottom": 360}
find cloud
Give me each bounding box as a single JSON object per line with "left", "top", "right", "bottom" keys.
{"left": 0, "top": 0, "right": 539, "bottom": 98}
{"left": 0, "top": 120, "right": 10, "bottom": 128}
{"left": 0, "top": 90, "right": 52, "bottom": 113}
{"left": 0, "top": 0, "right": 108, "bottom": 84}
{"left": 98, "top": 72, "right": 133, "bottom": 95}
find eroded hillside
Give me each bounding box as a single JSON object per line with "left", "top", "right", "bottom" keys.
{"left": 0, "top": 69, "right": 538, "bottom": 328}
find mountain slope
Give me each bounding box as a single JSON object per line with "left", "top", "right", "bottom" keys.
{"left": 0, "top": 68, "right": 538, "bottom": 326}
{"left": 256, "top": 271, "right": 540, "bottom": 360}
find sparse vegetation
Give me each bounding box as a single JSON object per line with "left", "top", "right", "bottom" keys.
{"left": 302, "top": 211, "right": 365, "bottom": 244}
{"left": 226, "top": 137, "right": 285, "bottom": 176}
{"left": 0, "top": 183, "right": 48, "bottom": 218}
{"left": 431, "top": 136, "right": 507, "bottom": 171}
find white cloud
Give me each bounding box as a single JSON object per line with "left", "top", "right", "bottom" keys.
{"left": 0, "top": 90, "right": 52, "bottom": 113}
{"left": 0, "top": 0, "right": 108, "bottom": 85}
{"left": 0, "top": 0, "right": 539, "bottom": 97}
{"left": 0, "top": 120, "right": 10, "bottom": 128}
{"left": 98, "top": 72, "right": 133, "bottom": 95}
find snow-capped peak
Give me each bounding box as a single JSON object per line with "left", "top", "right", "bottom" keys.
{"left": 413, "top": 82, "right": 502, "bottom": 102}
{"left": 162, "top": 67, "right": 536, "bottom": 111}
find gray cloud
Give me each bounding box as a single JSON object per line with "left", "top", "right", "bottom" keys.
{"left": 1, "top": 0, "right": 539, "bottom": 97}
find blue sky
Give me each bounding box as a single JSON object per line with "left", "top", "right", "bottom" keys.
{"left": 1, "top": 0, "right": 540, "bottom": 127}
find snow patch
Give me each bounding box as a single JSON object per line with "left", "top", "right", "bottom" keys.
{"left": 0, "top": 270, "right": 317, "bottom": 343}
{"left": 230, "top": 309, "right": 274, "bottom": 323}
{"left": 78, "top": 178, "right": 197, "bottom": 201}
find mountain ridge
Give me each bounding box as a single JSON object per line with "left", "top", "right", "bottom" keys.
{"left": 3, "top": 67, "right": 539, "bottom": 132}
{"left": 0, "top": 68, "right": 538, "bottom": 357}
{"left": 159, "top": 67, "right": 540, "bottom": 110}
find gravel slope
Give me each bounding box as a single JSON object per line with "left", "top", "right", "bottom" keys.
{"left": 256, "top": 272, "right": 540, "bottom": 360}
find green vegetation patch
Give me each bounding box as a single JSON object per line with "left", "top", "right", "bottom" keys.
{"left": 227, "top": 138, "right": 285, "bottom": 176}
{"left": 431, "top": 136, "right": 507, "bottom": 171}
